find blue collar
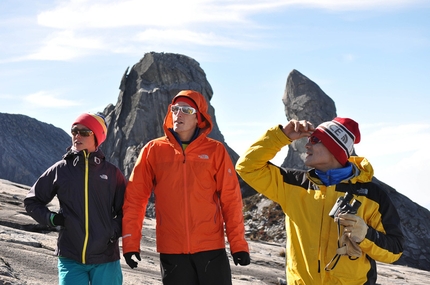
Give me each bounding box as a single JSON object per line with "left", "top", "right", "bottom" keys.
{"left": 315, "top": 163, "right": 353, "bottom": 186}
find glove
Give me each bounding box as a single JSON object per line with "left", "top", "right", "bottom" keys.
{"left": 50, "top": 213, "right": 65, "bottom": 227}
{"left": 336, "top": 234, "right": 362, "bottom": 257}
{"left": 336, "top": 213, "right": 368, "bottom": 243}
{"left": 123, "top": 252, "right": 141, "bottom": 269}
{"left": 232, "top": 251, "right": 250, "bottom": 266}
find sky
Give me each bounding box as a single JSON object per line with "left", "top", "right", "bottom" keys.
{"left": 1, "top": 0, "right": 429, "bottom": 210}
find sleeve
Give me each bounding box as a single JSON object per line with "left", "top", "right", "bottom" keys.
{"left": 111, "top": 168, "right": 127, "bottom": 241}
{"left": 215, "top": 144, "right": 249, "bottom": 254}
{"left": 122, "top": 144, "right": 154, "bottom": 254}
{"left": 235, "top": 125, "right": 294, "bottom": 206}
{"left": 360, "top": 189, "right": 404, "bottom": 263}
{"left": 24, "top": 165, "right": 59, "bottom": 227}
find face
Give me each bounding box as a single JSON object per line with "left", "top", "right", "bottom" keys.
{"left": 304, "top": 136, "right": 342, "bottom": 171}
{"left": 171, "top": 102, "right": 198, "bottom": 141}
{"left": 71, "top": 124, "right": 97, "bottom": 152}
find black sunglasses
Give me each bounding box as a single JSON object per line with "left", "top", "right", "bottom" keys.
{"left": 71, "top": 128, "right": 93, "bottom": 137}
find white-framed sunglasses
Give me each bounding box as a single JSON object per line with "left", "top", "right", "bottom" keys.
{"left": 171, "top": 105, "right": 197, "bottom": 115}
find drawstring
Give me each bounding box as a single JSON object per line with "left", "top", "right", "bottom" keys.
{"left": 325, "top": 219, "right": 342, "bottom": 271}
{"left": 94, "top": 156, "right": 101, "bottom": 164}
{"left": 73, "top": 156, "right": 79, "bottom": 166}
{"left": 73, "top": 154, "right": 101, "bottom": 166}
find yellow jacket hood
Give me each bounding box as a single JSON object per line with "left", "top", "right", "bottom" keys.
{"left": 349, "top": 156, "right": 374, "bottom": 183}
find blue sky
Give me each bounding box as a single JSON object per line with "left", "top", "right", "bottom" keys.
{"left": 1, "top": 0, "right": 429, "bottom": 210}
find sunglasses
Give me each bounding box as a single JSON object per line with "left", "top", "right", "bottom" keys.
{"left": 308, "top": 135, "right": 321, "bottom": 145}
{"left": 171, "top": 105, "right": 197, "bottom": 115}
{"left": 71, "top": 128, "right": 94, "bottom": 137}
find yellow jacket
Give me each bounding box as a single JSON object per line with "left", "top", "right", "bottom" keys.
{"left": 236, "top": 125, "right": 403, "bottom": 285}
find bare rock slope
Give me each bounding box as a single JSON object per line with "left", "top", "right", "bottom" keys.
{"left": 1, "top": 179, "right": 430, "bottom": 285}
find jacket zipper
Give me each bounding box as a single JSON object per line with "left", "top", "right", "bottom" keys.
{"left": 318, "top": 217, "right": 323, "bottom": 273}
{"left": 182, "top": 150, "right": 191, "bottom": 253}
{"left": 81, "top": 150, "right": 90, "bottom": 264}
{"left": 317, "top": 186, "right": 327, "bottom": 274}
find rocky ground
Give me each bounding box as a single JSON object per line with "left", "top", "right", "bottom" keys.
{"left": 1, "top": 179, "right": 429, "bottom": 285}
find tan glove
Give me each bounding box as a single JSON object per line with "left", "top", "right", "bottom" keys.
{"left": 336, "top": 213, "right": 368, "bottom": 243}
{"left": 336, "top": 234, "right": 362, "bottom": 257}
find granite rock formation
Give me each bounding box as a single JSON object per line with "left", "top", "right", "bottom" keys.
{"left": 0, "top": 113, "right": 71, "bottom": 186}
{"left": 281, "top": 69, "right": 337, "bottom": 170}
{"left": 101, "top": 51, "right": 253, "bottom": 195}
{"left": 102, "top": 52, "right": 221, "bottom": 178}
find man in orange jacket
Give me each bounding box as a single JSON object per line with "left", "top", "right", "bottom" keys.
{"left": 122, "top": 90, "right": 250, "bottom": 285}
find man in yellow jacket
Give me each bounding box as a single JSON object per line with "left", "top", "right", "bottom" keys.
{"left": 122, "top": 90, "right": 250, "bottom": 285}
{"left": 236, "top": 117, "right": 403, "bottom": 285}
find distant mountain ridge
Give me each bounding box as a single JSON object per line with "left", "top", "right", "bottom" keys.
{"left": 0, "top": 113, "right": 70, "bottom": 186}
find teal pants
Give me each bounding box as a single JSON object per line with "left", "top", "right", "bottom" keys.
{"left": 58, "top": 257, "right": 123, "bottom": 285}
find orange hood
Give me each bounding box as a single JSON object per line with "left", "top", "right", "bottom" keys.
{"left": 163, "top": 90, "right": 213, "bottom": 135}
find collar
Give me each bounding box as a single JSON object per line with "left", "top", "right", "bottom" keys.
{"left": 168, "top": 128, "right": 200, "bottom": 146}
{"left": 315, "top": 162, "right": 354, "bottom": 186}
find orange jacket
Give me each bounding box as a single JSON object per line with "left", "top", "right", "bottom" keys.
{"left": 122, "top": 90, "right": 249, "bottom": 255}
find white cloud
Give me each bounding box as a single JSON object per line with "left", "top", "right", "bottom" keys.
{"left": 36, "top": 0, "right": 428, "bottom": 32}
{"left": 0, "top": 94, "right": 14, "bottom": 99}
{"left": 372, "top": 148, "right": 430, "bottom": 209}
{"left": 36, "top": 0, "right": 248, "bottom": 30}
{"left": 294, "top": 0, "right": 427, "bottom": 11}
{"left": 26, "top": 30, "right": 104, "bottom": 61}
{"left": 352, "top": 122, "right": 430, "bottom": 209}
{"left": 355, "top": 123, "right": 430, "bottom": 158}
{"left": 342, "top": 53, "right": 356, "bottom": 62}
{"left": 135, "top": 29, "right": 252, "bottom": 48}
{"left": 28, "top": 0, "right": 427, "bottom": 61}
{"left": 24, "top": 91, "right": 81, "bottom": 108}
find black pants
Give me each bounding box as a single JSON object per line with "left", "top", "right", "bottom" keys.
{"left": 160, "top": 249, "right": 232, "bottom": 285}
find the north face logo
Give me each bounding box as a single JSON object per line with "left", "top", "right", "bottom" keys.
{"left": 356, "top": 188, "right": 368, "bottom": 196}
{"left": 198, "top": 154, "right": 209, "bottom": 159}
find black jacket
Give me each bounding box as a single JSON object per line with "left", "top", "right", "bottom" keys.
{"left": 24, "top": 148, "right": 126, "bottom": 264}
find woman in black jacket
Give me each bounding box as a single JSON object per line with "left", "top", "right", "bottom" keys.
{"left": 25, "top": 112, "right": 126, "bottom": 285}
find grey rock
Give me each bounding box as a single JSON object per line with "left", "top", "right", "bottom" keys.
{"left": 101, "top": 52, "right": 217, "bottom": 177}
{"left": 372, "top": 177, "right": 430, "bottom": 270}
{"left": 0, "top": 113, "right": 71, "bottom": 186}
{"left": 281, "top": 69, "right": 337, "bottom": 170}
{"left": 101, "top": 52, "right": 253, "bottom": 196}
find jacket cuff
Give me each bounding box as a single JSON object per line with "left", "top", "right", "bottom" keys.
{"left": 276, "top": 125, "right": 293, "bottom": 145}
{"left": 364, "top": 226, "right": 375, "bottom": 241}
